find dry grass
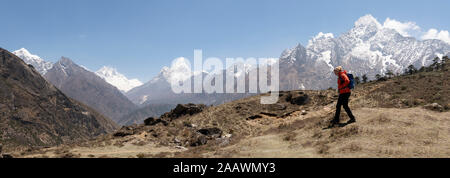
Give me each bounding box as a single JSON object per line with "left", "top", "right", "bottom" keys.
{"left": 209, "top": 107, "right": 449, "bottom": 158}
{"left": 14, "top": 65, "right": 449, "bottom": 158}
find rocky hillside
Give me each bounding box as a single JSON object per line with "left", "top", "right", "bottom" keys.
{"left": 0, "top": 48, "right": 118, "bottom": 152}
{"left": 44, "top": 57, "right": 137, "bottom": 123}
{"left": 15, "top": 56, "right": 449, "bottom": 158}
{"left": 117, "top": 103, "right": 176, "bottom": 126}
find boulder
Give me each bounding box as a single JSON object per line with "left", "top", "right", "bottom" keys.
{"left": 197, "top": 128, "right": 222, "bottom": 138}
{"left": 1, "top": 153, "right": 13, "bottom": 158}
{"left": 113, "top": 126, "right": 134, "bottom": 137}
{"left": 144, "top": 117, "right": 161, "bottom": 126}
{"left": 377, "top": 77, "right": 388, "bottom": 81}
{"left": 161, "top": 103, "right": 206, "bottom": 120}
{"left": 286, "top": 92, "right": 309, "bottom": 105}
{"left": 424, "top": 103, "right": 444, "bottom": 112}
{"left": 189, "top": 134, "right": 207, "bottom": 147}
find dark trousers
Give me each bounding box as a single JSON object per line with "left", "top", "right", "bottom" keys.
{"left": 333, "top": 92, "right": 355, "bottom": 122}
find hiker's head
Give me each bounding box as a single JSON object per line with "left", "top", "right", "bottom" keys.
{"left": 334, "top": 66, "right": 343, "bottom": 76}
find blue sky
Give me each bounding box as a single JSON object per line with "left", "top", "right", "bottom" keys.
{"left": 1, "top": 0, "right": 449, "bottom": 82}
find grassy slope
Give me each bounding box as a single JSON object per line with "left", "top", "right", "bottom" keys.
{"left": 17, "top": 60, "right": 450, "bottom": 158}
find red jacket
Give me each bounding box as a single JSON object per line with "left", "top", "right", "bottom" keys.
{"left": 337, "top": 70, "right": 351, "bottom": 94}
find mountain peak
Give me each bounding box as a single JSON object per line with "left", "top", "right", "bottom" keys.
{"left": 13, "top": 48, "right": 44, "bottom": 62}
{"left": 12, "top": 48, "right": 53, "bottom": 75}
{"left": 354, "top": 14, "right": 382, "bottom": 29}
{"left": 151, "top": 57, "right": 192, "bottom": 84}
{"left": 59, "top": 56, "right": 73, "bottom": 63}
{"left": 95, "top": 66, "right": 143, "bottom": 92}
{"left": 97, "top": 66, "right": 119, "bottom": 77}
{"left": 14, "top": 47, "right": 31, "bottom": 55}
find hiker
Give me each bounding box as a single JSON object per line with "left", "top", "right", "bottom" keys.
{"left": 330, "top": 66, "right": 356, "bottom": 127}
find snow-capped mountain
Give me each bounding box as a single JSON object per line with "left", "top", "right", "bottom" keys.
{"left": 125, "top": 57, "right": 256, "bottom": 105}
{"left": 12, "top": 48, "right": 53, "bottom": 75}
{"left": 278, "top": 14, "right": 450, "bottom": 90}
{"left": 126, "top": 57, "right": 197, "bottom": 105}
{"left": 44, "top": 57, "right": 137, "bottom": 123}
{"left": 95, "top": 66, "right": 143, "bottom": 92}
{"left": 127, "top": 14, "right": 449, "bottom": 106}
{"left": 149, "top": 57, "right": 193, "bottom": 85}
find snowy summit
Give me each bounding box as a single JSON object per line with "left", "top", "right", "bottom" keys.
{"left": 13, "top": 48, "right": 53, "bottom": 75}
{"left": 95, "top": 66, "right": 143, "bottom": 92}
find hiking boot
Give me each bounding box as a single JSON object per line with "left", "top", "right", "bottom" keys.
{"left": 347, "top": 118, "right": 356, "bottom": 124}
{"left": 329, "top": 119, "right": 339, "bottom": 127}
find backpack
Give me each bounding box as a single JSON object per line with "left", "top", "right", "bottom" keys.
{"left": 339, "top": 73, "right": 355, "bottom": 89}
{"left": 347, "top": 73, "right": 355, "bottom": 89}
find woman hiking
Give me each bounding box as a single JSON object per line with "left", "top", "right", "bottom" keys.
{"left": 330, "top": 66, "right": 356, "bottom": 127}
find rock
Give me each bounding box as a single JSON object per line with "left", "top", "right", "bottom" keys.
{"left": 286, "top": 92, "right": 309, "bottom": 105}
{"left": 173, "top": 137, "right": 181, "bottom": 144}
{"left": 247, "top": 115, "right": 262, "bottom": 120}
{"left": 113, "top": 126, "right": 134, "bottom": 137}
{"left": 189, "top": 134, "right": 207, "bottom": 147}
{"left": 424, "top": 103, "right": 444, "bottom": 112}
{"left": 161, "top": 103, "right": 206, "bottom": 120}
{"left": 267, "top": 103, "right": 287, "bottom": 111}
{"left": 301, "top": 110, "right": 307, "bottom": 115}
{"left": 215, "top": 137, "right": 231, "bottom": 147}
{"left": 197, "top": 128, "right": 222, "bottom": 138}
{"left": 175, "top": 146, "right": 188, "bottom": 150}
{"left": 377, "top": 77, "right": 388, "bottom": 81}
{"left": 144, "top": 117, "right": 161, "bottom": 126}
{"left": 183, "top": 122, "right": 197, "bottom": 128}
{"left": 260, "top": 112, "right": 277, "bottom": 117}
{"left": 1, "top": 153, "right": 13, "bottom": 158}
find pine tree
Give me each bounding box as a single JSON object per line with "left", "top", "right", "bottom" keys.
{"left": 432, "top": 57, "right": 441, "bottom": 70}
{"left": 375, "top": 74, "right": 381, "bottom": 80}
{"left": 354, "top": 76, "right": 361, "bottom": 84}
{"left": 362, "top": 74, "right": 368, "bottom": 83}
{"left": 385, "top": 69, "right": 394, "bottom": 78}
{"left": 407, "top": 65, "right": 417, "bottom": 75}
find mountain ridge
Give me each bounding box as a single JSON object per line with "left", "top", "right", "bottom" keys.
{"left": 0, "top": 48, "right": 118, "bottom": 151}
{"left": 44, "top": 57, "right": 138, "bottom": 124}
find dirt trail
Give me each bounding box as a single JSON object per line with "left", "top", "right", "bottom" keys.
{"left": 203, "top": 107, "right": 450, "bottom": 158}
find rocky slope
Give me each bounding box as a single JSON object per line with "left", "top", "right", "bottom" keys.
{"left": 44, "top": 57, "right": 137, "bottom": 123}
{"left": 117, "top": 103, "right": 175, "bottom": 126}
{"left": 18, "top": 56, "right": 449, "bottom": 158}
{"left": 0, "top": 48, "right": 118, "bottom": 152}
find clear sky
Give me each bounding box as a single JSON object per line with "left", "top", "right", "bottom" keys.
{"left": 1, "top": 0, "right": 449, "bottom": 82}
